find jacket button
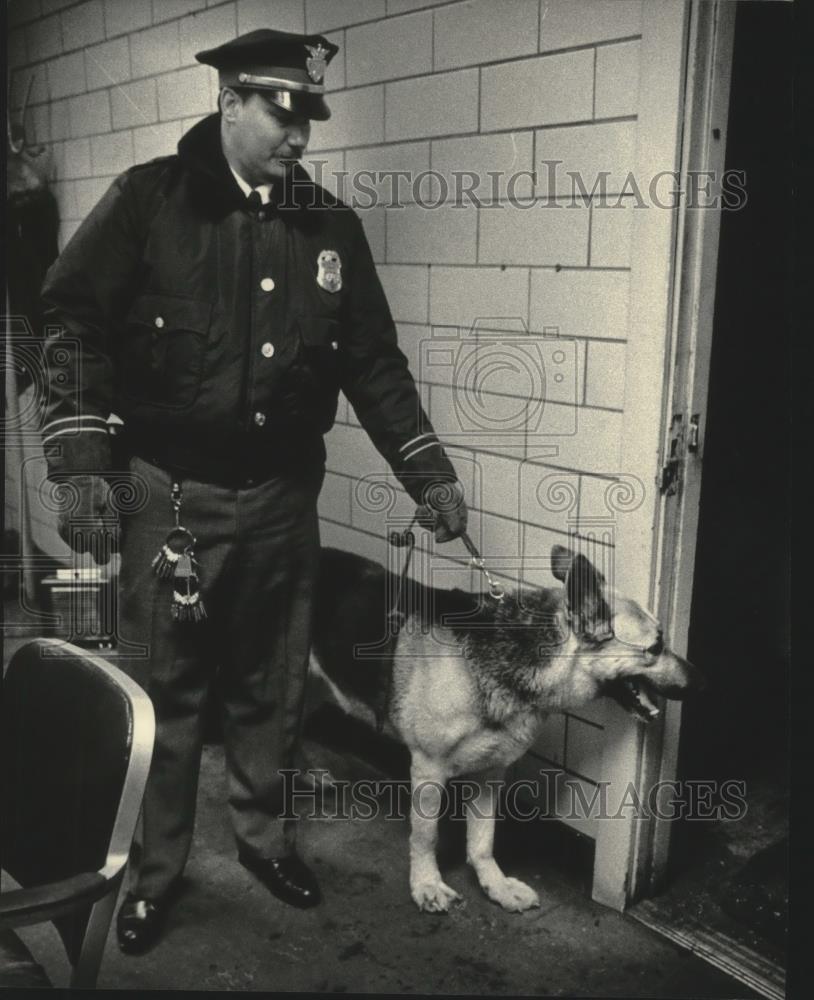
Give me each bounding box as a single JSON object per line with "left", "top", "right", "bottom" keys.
{"left": 154, "top": 316, "right": 165, "bottom": 329}
{"left": 253, "top": 411, "right": 266, "bottom": 427}
{"left": 330, "top": 340, "right": 339, "bottom": 350}
{"left": 260, "top": 277, "right": 275, "bottom": 292}
{"left": 261, "top": 342, "right": 274, "bottom": 358}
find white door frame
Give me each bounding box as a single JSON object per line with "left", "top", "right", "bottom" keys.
{"left": 591, "top": 0, "right": 736, "bottom": 910}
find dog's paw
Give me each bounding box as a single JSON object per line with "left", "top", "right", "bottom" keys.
{"left": 411, "top": 879, "right": 462, "bottom": 913}
{"left": 484, "top": 876, "right": 540, "bottom": 912}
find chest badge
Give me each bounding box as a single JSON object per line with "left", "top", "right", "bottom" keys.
{"left": 316, "top": 250, "right": 342, "bottom": 293}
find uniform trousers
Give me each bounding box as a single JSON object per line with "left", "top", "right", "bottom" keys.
{"left": 117, "top": 455, "right": 324, "bottom": 901}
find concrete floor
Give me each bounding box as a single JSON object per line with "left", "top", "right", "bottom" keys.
{"left": 15, "top": 713, "right": 757, "bottom": 997}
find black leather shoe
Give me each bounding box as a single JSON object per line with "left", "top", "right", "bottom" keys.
{"left": 116, "top": 893, "right": 169, "bottom": 954}
{"left": 238, "top": 852, "right": 322, "bottom": 909}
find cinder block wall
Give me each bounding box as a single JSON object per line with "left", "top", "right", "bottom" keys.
{"left": 8, "top": 0, "right": 646, "bottom": 788}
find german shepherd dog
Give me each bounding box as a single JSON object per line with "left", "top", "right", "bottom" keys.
{"left": 310, "top": 544, "right": 703, "bottom": 913}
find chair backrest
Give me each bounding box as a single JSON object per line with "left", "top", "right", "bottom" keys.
{"left": 1, "top": 639, "right": 154, "bottom": 889}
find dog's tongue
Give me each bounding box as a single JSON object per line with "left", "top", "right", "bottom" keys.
{"left": 625, "top": 678, "right": 660, "bottom": 720}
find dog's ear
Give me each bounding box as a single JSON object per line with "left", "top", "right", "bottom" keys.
{"left": 551, "top": 545, "right": 574, "bottom": 582}
{"left": 563, "top": 553, "right": 612, "bottom": 640}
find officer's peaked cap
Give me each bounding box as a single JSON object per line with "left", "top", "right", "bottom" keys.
{"left": 196, "top": 29, "right": 339, "bottom": 121}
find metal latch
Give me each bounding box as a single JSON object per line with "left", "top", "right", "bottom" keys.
{"left": 688, "top": 414, "right": 701, "bottom": 453}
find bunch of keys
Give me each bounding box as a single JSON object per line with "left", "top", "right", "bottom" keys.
{"left": 151, "top": 481, "right": 207, "bottom": 623}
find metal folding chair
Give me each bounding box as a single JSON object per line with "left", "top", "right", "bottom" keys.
{"left": 1, "top": 638, "right": 154, "bottom": 988}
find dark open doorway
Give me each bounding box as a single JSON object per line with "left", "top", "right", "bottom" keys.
{"left": 640, "top": 3, "right": 792, "bottom": 996}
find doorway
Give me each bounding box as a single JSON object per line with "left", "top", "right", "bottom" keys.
{"left": 633, "top": 3, "right": 792, "bottom": 997}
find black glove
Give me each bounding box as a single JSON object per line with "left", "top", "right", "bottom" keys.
{"left": 53, "top": 474, "right": 113, "bottom": 563}
{"left": 416, "top": 480, "right": 468, "bottom": 543}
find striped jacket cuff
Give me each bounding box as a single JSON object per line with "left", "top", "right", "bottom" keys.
{"left": 41, "top": 415, "right": 112, "bottom": 477}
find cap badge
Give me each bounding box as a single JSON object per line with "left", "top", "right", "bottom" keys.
{"left": 317, "top": 250, "right": 342, "bottom": 293}
{"left": 305, "top": 43, "right": 330, "bottom": 84}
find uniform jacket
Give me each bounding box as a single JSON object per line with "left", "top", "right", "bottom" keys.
{"left": 41, "top": 113, "right": 457, "bottom": 502}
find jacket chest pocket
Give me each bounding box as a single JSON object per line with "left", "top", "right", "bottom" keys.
{"left": 297, "top": 315, "right": 343, "bottom": 384}
{"left": 120, "top": 295, "right": 213, "bottom": 409}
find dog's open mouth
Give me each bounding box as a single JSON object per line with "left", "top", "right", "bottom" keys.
{"left": 615, "top": 677, "right": 661, "bottom": 721}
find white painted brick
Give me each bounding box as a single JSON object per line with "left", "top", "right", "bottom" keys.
{"left": 318, "top": 520, "right": 389, "bottom": 566}
{"left": 565, "top": 716, "right": 605, "bottom": 783}
{"left": 344, "top": 141, "right": 430, "bottom": 206}
{"left": 47, "top": 51, "right": 87, "bottom": 99}
{"left": 434, "top": 0, "right": 538, "bottom": 71}
{"left": 75, "top": 176, "right": 114, "bottom": 217}
{"left": 133, "top": 119, "right": 183, "bottom": 162}
{"left": 358, "top": 204, "right": 386, "bottom": 263}
{"left": 179, "top": 4, "right": 237, "bottom": 67}
{"left": 431, "top": 131, "right": 535, "bottom": 205}
{"left": 590, "top": 198, "right": 635, "bottom": 267}
{"left": 12, "top": 67, "right": 48, "bottom": 107}
{"left": 466, "top": 508, "right": 523, "bottom": 562}
{"left": 153, "top": 0, "right": 208, "bottom": 24}
{"left": 379, "top": 265, "right": 429, "bottom": 324}
{"left": 90, "top": 129, "right": 135, "bottom": 175}
{"left": 595, "top": 40, "right": 640, "bottom": 119}
{"left": 157, "top": 65, "right": 212, "bottom": 120}
{"left": 429, "top": 266, "right": 528, "bottom": 331}
{"left": 309, "top": 85, "right": 384, "bottom": 151}
{"left": 130, "top": 22, "right": 181, "bottom": 79}
{"left": 325, "top": 422, "right": 389, "bottom": 480}
{"left": 517, "top": 462, "right": 580, "bottom": 532}
{"left": 584, "top": 340, "right": 626, "bottom": 410}
{"left": 535, "top": 120, "right": 637, "bottom": 199}
{"left": 427, "top": 382, "right": 551, "bottom": 456}
{"left": 386, "top": 202, "right": 477, "bottom": 265}
{"left": 61, "top": 137, "right": 92, "bottom": 178}
{"left": 320, "top": 30, "right": 345, "bottom": 92}
{"left": 61, "top": 1, "right": 105, "bottom": 51}
{"left": 49, "top": 99, "right": 72, "bottom": 141}
{"left": 302, "top": 150, "right": 346, "bottom": 200}
{"left": 306, "top": 0, "right": 385, "bottom": 33}
{"left": 346, "top": 11, "right": 431, "bottom": 86}
{"left": 236, "top": 0, "right": 305, "bottom": 33}
{"left": 52, "top": 179, "right": 79, "bottom": 219}
{"left": 546, "top": 405, "right": 622, "bottom": 474}
{"left": 538, "top": 0, "right": 642, "bottom": 50}
{"left": 9, "top": 0, "right": 43, "bottom": 28}
{"left": 350, "top": 466, "right": 418, "bottom": 535}
{"left": 386, "top": 68, "right": 478, "bottom": 142}
{"left": 8, "top": 28, "right": 27, "bottom": 69}
{"left": 469, "top": 451, "right": 524, "bottom": 520}
{"left": 104, "top": 0, "right": 153, "bottom": 38}
{"left": 577, "top": 472, "right": 613, "bottom": 523}
{"left": 84, "top": 37, "right": 130, "bottom": 91}
{"left": 387, "top": 0, "right": 446, "bottom": 10}
{"left": 520, "top": 522, "right": 572, "bottom": 589}
{"left": 530, "top": 269, "right": 630, "bottom": 341}
{"left": 478, "top": 202, "right": 589, "bottom": 267}
{"left": 481, "top": 50, "right": 594, "bottom": 132}
{"left": 59, "top": 219, "right": 83, "bottom": 251}
{"left": 111, "top": 78, "right": 159, "bottom": 130}
{"left": 25, "top": 103, "right": 48, "bottom": 143}
{"left": 25, "top": 14, "right": 62, "bottom": 61}
{"left": 67, "top": 91, "right": 111, "bottom": 137}
{"left": 394, "top": 322, "right": 427, "bottom": 379}
{"left": 318, "top": 471, "right": 353, "bottom": 523}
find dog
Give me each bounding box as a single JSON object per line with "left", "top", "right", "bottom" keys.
{"left": 309, "top": 543, "right": 703, "bottom": 913}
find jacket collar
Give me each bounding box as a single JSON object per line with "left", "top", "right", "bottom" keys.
{"left": 176, "top": 113, "right": 336, "bottom": 220}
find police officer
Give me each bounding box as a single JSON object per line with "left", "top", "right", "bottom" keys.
{"left": 40, "top": 29, "right": 468, "bottom": 953}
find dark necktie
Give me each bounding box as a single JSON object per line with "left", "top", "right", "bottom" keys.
{"left": 246, "top": 190, "right": 263, "bottom": 214}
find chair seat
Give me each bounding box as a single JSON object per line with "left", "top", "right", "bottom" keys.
{"left": 0, "top": 928, "right": 52, "bottom": 989}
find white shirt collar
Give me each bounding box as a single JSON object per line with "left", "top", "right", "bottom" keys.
{"left": 228, "top": 164, "right": 272, "bottom": 205}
